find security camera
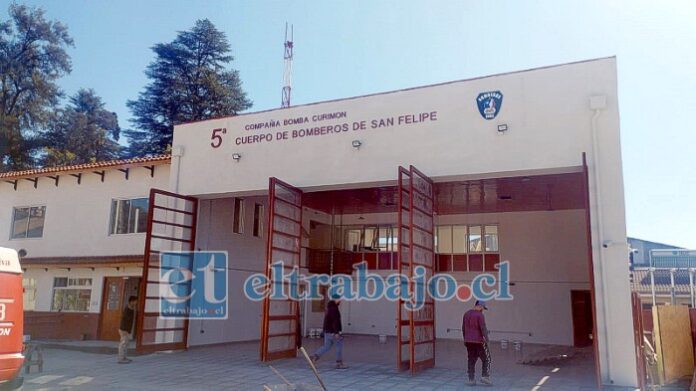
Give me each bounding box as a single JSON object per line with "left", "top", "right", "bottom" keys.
{"left": 602, "top": 240, "right": 613, "bottom": 248}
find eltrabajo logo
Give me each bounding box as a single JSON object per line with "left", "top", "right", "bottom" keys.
{"left": 159, "top": 251, "right": 228, "bottom": 319}
{"left": 476, "top": 91, "right": 503, "bottom": 120}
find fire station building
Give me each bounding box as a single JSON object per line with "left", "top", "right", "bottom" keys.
{"left": 1, "top": 56, "right": 637, "bottom": 387}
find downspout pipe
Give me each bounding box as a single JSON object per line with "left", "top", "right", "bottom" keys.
{"left": 590, "top": 95, "right": 614, "bottom": 384}
{"left": 170, "top": 146, "right": 184, "bottom": 193}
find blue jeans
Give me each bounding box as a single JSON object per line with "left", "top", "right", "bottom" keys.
{"left": 314, "top": 333, "right": 344, "bottom": 362}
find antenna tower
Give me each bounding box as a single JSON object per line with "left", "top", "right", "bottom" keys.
{"left": 281, "top": 23, "right": 294, "bottom": 108}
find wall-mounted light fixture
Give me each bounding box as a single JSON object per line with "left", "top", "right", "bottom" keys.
{"left": 232, "top": 153, "right": 242, "bottom": 162}
{"left": 497, "top": 124, "right": 509, "bottom": 133}
{"left": 352, "top": 140, "right": 362, "bottom": 149}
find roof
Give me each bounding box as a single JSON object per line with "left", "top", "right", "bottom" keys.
{"left": 631, "top": 268, "right": 693, "bottom": 294}
{"left": 0, "top": 155, "right": 171, "bottom": 181}
{"left": 628, "top": 237, "right": 683, "bottom": 249}
{"left": 21, "top": 255, "right": 142, "bottom": 268}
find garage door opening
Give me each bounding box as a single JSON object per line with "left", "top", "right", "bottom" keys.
{"left": 258, "top": 161, "right": 599, "bottom": 385}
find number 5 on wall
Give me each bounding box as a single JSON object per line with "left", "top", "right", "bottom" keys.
{"left": 211, "top": 128, "right": 227, "bottom": 148}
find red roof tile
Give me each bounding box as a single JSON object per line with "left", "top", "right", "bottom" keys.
{"left": 0, "top": 155, "right": 171, "bottom": 180}
{"left": 21, "top": 255, "right": 143, "bottom": 267}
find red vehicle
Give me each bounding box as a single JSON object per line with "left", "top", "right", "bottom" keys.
{"left": 0, "top": 248, "right": 23, "bottom": 390}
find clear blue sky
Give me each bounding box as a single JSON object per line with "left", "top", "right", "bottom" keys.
{"left": 6, "top": 0, "right": 696, "bottom": 248}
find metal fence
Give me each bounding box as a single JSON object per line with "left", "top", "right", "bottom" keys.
{"left": 631, "top": 267, "right": 696, "bottom": 307}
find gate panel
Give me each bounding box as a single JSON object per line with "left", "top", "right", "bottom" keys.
{"left": 136, "top": 188, "right": 198, "bottom": 353}
{"left": 397, "top": 167, "right": 412, "bottom": 371}
{"left": 409, "top": 165, "right": 436, "bottom": 372}
{"left": 261, "top": 178, "right": 303, "bottom": 361}
{"left": 631, "top": 292, "right": 647, "bottom": 390}
{"left": 397, "top": 166, "right": 436, "bottom": 373}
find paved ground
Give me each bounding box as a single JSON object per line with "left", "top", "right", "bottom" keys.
{"left": 20, "top": 337, "right": 630, "bottom": 390}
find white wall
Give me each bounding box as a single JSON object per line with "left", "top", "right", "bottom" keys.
{"left": 188, "top": 205, "right": 590, "bottom": 347}
{"left": 172, "top": 58, "right": 636, "bottom": 386}
{"left": 172, "top": 58, "right": 617, "bottom": 196}
{"left": 24, "top": 266, "right": 142, "bottom": 314}
{"left": 340, "top": 209, "right": 590, "bottom": 346}
{"left": 0, "top": 165, "right": 170, "bottom": 258}
{"left": 187, "top": 196, "right": 268, "bottom": 345}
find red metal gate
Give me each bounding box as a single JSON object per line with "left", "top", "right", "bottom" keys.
{"left": 397, "top": 165, "right": 436, "bottom": 373}
{"left": 260, "top": 178, "right": 303, "bottom": 361}
{"left": 136, "top": 188, "right": 198, "bottom": 353}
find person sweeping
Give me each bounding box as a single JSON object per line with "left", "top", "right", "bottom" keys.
{"left": 462, "top": 300, "right": 492, "bottom": 386}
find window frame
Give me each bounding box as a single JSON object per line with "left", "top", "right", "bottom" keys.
{"left": 10, "top": 204, "right": 47, "bottom": 240}
{"left": 51, "top": 277, "right": 93, "bottom": 313}
{"left": 252, "top": 203, "right": 263, "bottom": 238}
{"left": 22, "top": 277, "right": 37, "bottom": 311}
{"left": 435, "top": 224, "right": 500, "bottom": 273}
{"left": 108, "top": 196, "right": 149, "bottom": 236}
{"left": 233, "top": 198, "right": 245, "bottom": 234}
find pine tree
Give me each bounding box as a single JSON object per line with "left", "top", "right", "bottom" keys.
{"left": 41, "top": 89, "right": 121, "bottom": 166}
{"left": 124, "top": 19, "right": 252, "bottom": 156}
{"left": 0, "top": 4, "right": 73, "bottom": 171}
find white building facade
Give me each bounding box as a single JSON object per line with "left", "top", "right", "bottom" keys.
{"left": 0, "top": 156, "right": 170, "bottom": 340}
{"left": 0, "top": 57, "right": 637, "bottom": 387}
{"left": 159, "top": 57, "right": 636, "bottom": 386}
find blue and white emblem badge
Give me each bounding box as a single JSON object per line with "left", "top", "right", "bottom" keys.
{"left": 476, "top": 91, "right": 503, "bottom": 120}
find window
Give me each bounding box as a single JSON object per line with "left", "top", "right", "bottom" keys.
{"left": 469, "top": 226, "right": 483, "bottom": 252}
{"left": 363, "top": 227, "right": 376, "bottom": 250}
{"left": 51, "top": 277, "right": 92, "bottom": 312}
{"left": 436, "top": 226, "right": 453, "bottom": 253}
{"left": 361, "top": 226, "right": 396, "bottom": 252}
{"left": 484, "top": 225, "right": 499, "bottom": 252}
{"left": 345, "top": 228, "right": 362, "bottom": 252}
{"left": 377, "top": 227, "right": 397, "bottom": 252}
{"left": 233, "top": 198, "right": 244, "bottom": 234}
{"left": 253, "top": 203, "right": 263, "bottom": 237}
{"left": 23, "top": 278, "right": 37, "bottom": 311}
{"left": 109, "top": 198, "right": 148, "bottom": 234}
{"left": 436, "top": 224, "right": 500, "bottom": 272}
{"left": 11, "top": 206, "right": 46, "bottom": 239}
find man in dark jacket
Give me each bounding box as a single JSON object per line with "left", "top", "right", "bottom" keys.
{"left": 117, "top": 296, "right": 137, "bottom": 364}
{"left": 310, "top": 294, "right": 347, "bottom": 369}
{"left": 462, "top": 300, "right": 491, "bottom": 386}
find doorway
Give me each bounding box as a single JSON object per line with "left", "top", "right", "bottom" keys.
{"left": 99, "top": 276, "right": 141, "bottom": 341}
{"left": 571, "top": 290, "right": 594, "bottom": 347}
